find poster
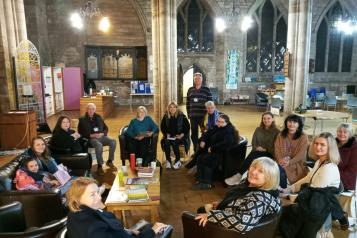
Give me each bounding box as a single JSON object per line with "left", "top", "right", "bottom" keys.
{"left": 225, "top": 49, "right": 239, "bottom": 89}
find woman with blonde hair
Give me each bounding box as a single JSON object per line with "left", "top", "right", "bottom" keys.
{"left": 66, "top": 177, "right": 171, "bottom": 238}
{"left": 160, "top": 101, "right": 190, "bottom": 169}
{"left": 195, "top": 157, "right": 281, "bottom": 233}
{"left": 126, "top": 106, "right": 159, "bottom": 166}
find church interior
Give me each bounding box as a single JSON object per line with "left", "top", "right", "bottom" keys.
{"left": 0, "top": 0, "right": 356, "bottom": 237}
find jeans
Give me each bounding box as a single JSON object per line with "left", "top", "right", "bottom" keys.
{"left": 90, "top": 136, "right": 116, "bottom": 165}
{"left": 163, "top": 138, "right": 183, "bottom": 164}
{"left": 196, "top": 152, "right": 221, "bottom": 184}
{"left": 190, "top": 117, "right": 204, "bottom": 152}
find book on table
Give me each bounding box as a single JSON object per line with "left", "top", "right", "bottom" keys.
{"left": 137, "top": 167, "right": 155, "bottom": 178}
{"left": 127, "top": 185, "right": 149, "bottom": 202}
{"left": 126, "top": 177, "right": 150, "bottom": 185}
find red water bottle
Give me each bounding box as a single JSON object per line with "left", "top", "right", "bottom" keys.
{"left": 130, "top": 153, "right": 136, "bottom": 172}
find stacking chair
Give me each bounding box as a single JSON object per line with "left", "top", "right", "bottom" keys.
{"left": 324, "top": 95, "right": 337, "bottom": 111}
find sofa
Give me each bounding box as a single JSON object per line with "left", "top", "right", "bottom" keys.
{"left": 0, "top": 154, "right": 67, "bottom": 227}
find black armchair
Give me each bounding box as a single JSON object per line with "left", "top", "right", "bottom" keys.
{"left": 118, "top": 126, "right": 159, "bottom": 165}
{"left": 43, "top": 136, "right": 92, "bottom": 176}
{"left": 182, "top": 210, "right": 280, "bottom": 238}
{"left": 0, "top": 154, "right": 67, "bottom": 227}
{"left": 0, "top": 201, "right": 67, "bottom": 238}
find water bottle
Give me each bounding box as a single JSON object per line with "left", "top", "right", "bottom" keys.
{"left": 117, "top": 167, "right": 124, "bottom": 187}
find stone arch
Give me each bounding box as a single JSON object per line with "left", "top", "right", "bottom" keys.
{"left": 313, "top": 0, "right": 356, "bottom": 33}
{"left": 247, "top": 0, "right": 288, "bottom": 22}
{"left": 129, "top": 0, "right": 150, "bottom": 34}
{"left": 176, "top": 0, "right": 223, "bottom": 16}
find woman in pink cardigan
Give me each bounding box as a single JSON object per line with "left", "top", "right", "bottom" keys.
{"left": 274, "top": 114, "right": 309, "bottom": 188}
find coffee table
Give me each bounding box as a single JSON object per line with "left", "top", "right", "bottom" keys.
{"left": 105, "top": 166, "right": 160, "bottom": 226}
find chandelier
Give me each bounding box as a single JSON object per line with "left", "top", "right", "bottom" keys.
{"left": 80, "top": 0, "right": 101, "bottom": 18}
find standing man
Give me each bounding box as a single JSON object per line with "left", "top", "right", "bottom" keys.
{"left": 78, "top": 103, "right": 116, "bottom": 175}
{"left": 186, "top": 72, "right": 212, "bottom": 151}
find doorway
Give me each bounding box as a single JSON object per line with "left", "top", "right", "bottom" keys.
{"left": 180, "top": 64, "right": 206, "bottom": 104}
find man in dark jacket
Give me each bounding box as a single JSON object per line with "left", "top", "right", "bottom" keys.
{"left": 78, "top": 103, "right": 116, "bottom": 175}
{"left": 186, "top": 72, "right": 212, "bottom": 152}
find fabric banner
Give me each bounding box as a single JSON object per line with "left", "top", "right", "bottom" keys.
{"left": 225, "top": 49, "right": 239, "bottom": 89}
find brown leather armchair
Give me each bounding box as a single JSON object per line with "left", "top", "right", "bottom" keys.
{"left": 181, "top": 211, "right": 280, "bottom": 238}
{"left": 0, "top": 201, "right": 67, "bottom": 238}
{"left": 0, "top": 154, "right": 67, "bottom": 227}
{"left": 118, "top": 126, "right": 159, "bottom": 165}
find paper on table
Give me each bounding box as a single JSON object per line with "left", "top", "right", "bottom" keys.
{"left": 106, "top": 188, "right": 128, "bottom": 203}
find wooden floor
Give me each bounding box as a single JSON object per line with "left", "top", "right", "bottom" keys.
{"left": 47, "top": 105, "right": 353, "bottom": 238}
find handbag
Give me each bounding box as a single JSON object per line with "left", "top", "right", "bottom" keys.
{"left": 53, "top": 164, "right": 71, "bottom": 185}
{"left": 339, "top": 191, "right": 356, "bottom": 219}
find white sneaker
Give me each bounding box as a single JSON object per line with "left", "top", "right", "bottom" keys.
{"left": 225, "top": 173, "right": 242, "bottom": 186}
{"left": 166, "top": 161, "right": 172, "bottom": 169}
{"left": 173, "top": 161, "right": 182, "bottom": 170}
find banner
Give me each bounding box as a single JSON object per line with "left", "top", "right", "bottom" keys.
{"left": 225, "top": 49, "right": 239, "bottom": 89}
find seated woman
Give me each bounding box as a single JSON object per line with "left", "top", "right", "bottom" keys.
{"left": 280, "top": 132, "right": 347, "bottom": 236}
{"left": 126, "top": 106, "right": 159, "bottom": 166}
{"left": 225, "top": 111, "right": 280, "bottom": 185}
{"left": 26, "top": 136, "right": 59, "bottom": 174}
{"left": 15, "top": 156, "right": 60, "bottom": 191}
{"left": 195, "top": 157, "right": 280, "bottom": 233}
{"left": 51, "top": 115, "right": 86, "bottom": 153}
{"left": 192, "top": 114, "right": 237, "bottom": 190}
{"left": 66, "top": 177, "right": 171, "bottom": 238}
{"left": 160, "top": 101, "right": 190, "bottom": 170}
{"left": 336, "top": 123, "right": 357, "bottom": 190}
{"left": 274, "top": 114, "right": 309, "bottom": 188}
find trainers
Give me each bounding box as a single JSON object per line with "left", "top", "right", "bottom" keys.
{"left": 97, "top": 166, "right": 105, "bottom": 176}
{"left": 224, "top": 173, "right": 242, "bottom": 186}
{"left": 173, "top": 161, "right": 182, "bottom": 170}
{"left": 166, "top": 161, "right": 172, "bottom": 169}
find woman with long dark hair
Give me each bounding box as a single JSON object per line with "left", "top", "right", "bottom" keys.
{"left": 225, "top": 112, "right": 280, "bottom": 185}
{"left": 274, "top": 114, "right": 309, "bottom": 188}
{"left": 51, "top": 115, "right": 85, "bottom": 153}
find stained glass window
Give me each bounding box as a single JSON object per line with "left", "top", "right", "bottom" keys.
{"left": 315, "top": 20, "right": 327, "bottom": 72}
{"left": 245, "top": 0, "right": 287, "bottom": 74}
{"left": 177, "top": 0, "right": 214, "bottom": 53}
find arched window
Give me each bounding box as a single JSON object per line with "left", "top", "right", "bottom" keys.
{"left": 315, "top": 1, "right": 353, "bottom": 72}
{"left": 177, "top": 0, "right": 214, "bottom": 53}
{"left": 245, "top": 0, "right": 287, "bottom": 73}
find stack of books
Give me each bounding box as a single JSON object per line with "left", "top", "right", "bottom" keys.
{"left": 126, "top": 177, "right": 150, "bottom": 185}
{"left": 137, "top": 167, "right": 155, "bottom": 178}
{"left": 127, "top": 185, "right": 149, "bottom": 202}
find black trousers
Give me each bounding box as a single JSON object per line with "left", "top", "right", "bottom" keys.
{"left": 163, "top": 138, "right": 183, "bottom": 164}
{"left": 190, "top": 117, "right": 204, "bottom": 152}
{"left": 127, "top": 136, "right": 153, "bottom": 166}
{"left": 196, "top": 152, "right": 221, "bottom": 184}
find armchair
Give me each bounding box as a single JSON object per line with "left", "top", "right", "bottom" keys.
{"left": 118, "top": 126, "right": 159, "bottom": 165}
{"left": 43, "top": 136, "right": 92, "bottom": 176}
{"left": 182, "top": 210, "right": 280, "bottom": 238}
{"left": 0, "top": 201, "right": 67, "bottom": 238}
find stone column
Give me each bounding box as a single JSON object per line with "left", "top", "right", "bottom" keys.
{"left": 15, "top": 0, "right": 28, "bottom": 42}
{"left": 151, "top": 0, "right": 177, "bottom": 121}
{"left": 284, "top": 0, "right": 312, "bottom": 113}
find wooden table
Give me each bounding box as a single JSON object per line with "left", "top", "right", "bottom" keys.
{"left": 295, "top": 110, "right": 349, "bottom": 136}
{"left": 80, "top": 95, "right": 114, "bottom": 119}
{"left": 105, "top": 166, "right": 160, "bottom": 225}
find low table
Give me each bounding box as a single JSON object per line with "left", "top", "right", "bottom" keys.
{"left": 105, "top": 166, "right": 160, "bottom": 226}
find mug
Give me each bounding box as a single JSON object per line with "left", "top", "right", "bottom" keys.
{"left": 136, "top": 158, "right": 143, "bottom": 167}
{"left": 151, "top": 161, "right": 156, "bottom": 169}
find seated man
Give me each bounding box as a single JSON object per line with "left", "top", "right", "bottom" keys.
{"left": 78, "top": 103, "right": 116, "bottom": 175}
{"left": 185, "top": 101, "right": 221, "bottom": 169}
